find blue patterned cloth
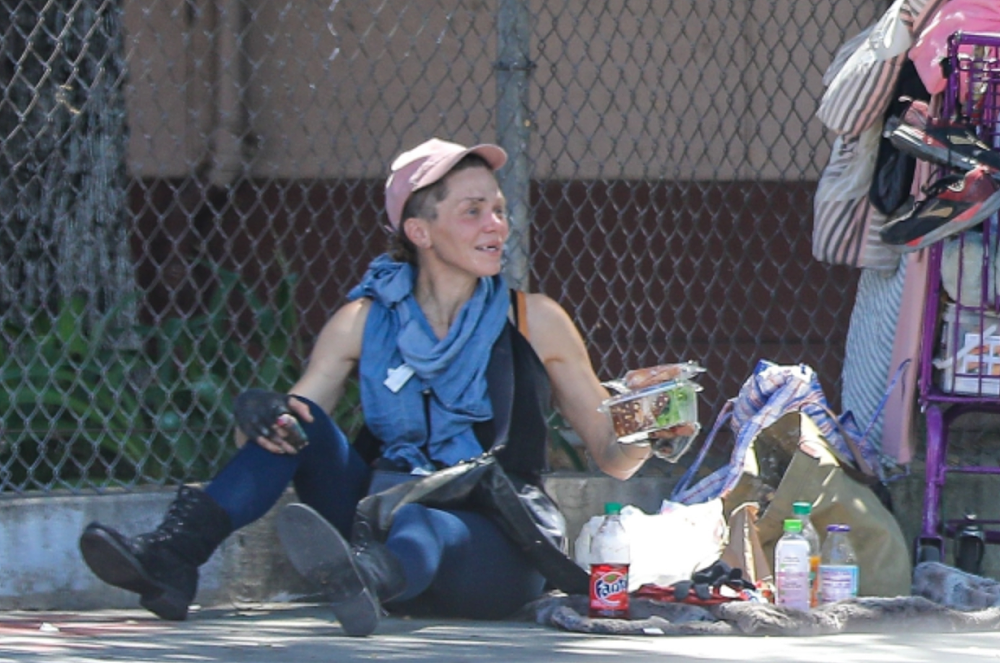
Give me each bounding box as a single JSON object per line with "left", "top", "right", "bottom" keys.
{"left": 671, "top": 360, "right": 882, "bottom": 505}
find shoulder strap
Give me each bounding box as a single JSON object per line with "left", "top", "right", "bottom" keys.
{"left": 510, "top": 289, "right": 530, "bottom": 341}
{"left": 485, "top": 324, "right": 515, "bottom": 451}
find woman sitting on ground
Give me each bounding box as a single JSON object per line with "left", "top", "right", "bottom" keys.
{"left": 79, "top": 137, "right": 653, "bottom": 636}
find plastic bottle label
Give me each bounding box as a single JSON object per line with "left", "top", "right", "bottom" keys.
{"left": 775, "top": 541, "right": 811, "bottom": 611}
{"left": 589, "top": 563, "right": 630, "bottom": 618}
{"left": 809, "top": 554, "right": 821, "bottom": 608}
{"left": 819, "top": 564, "right": 858, "bottom": 603}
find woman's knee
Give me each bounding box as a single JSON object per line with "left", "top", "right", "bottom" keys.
{"left": 387, "top": 508, "right": 544, "bottom": 617}
{"left": 388, "top": 504, "right": 453, "bottom": 554}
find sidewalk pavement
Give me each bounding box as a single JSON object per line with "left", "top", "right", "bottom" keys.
{"left": 4, "top": 602, "right": 1000, "bottom": 662}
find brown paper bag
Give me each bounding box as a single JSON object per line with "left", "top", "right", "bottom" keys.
{"left": 723, "top": 411, "right": 911, "bottom": 598}
{"left": 720, "top": 502, "right": 772, "bottom": 586}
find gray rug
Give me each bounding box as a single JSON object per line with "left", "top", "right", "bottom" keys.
{"left": 525, "top": 562, "right": 1000, "bottom": 636}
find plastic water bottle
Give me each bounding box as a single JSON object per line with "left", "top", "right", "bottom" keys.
{"left": 589, "top": 502, "right": 630, "bottom": 619}
{"left": 819, "top": 524, "right": 859, "bottom": 604}
{"left": 774, "top": 518, "right": 811, "bottom": 611}
{"left": 792, "top": 501, "right": 821, "bottom": 607}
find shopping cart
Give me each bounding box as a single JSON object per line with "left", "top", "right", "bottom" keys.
{"left": 916, "top": 32, "right": 1000, "bottom": 573}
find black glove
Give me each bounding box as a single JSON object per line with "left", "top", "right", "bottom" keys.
{"left": 671, "top": 561, "right": 755, "bottom": 601}
{"left": 233, "top": 388, "right": 294, "bottom": 441}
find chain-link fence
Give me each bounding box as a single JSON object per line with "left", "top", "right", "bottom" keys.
{"left": 0, "top": 0, "right": 880, "bottom": 492}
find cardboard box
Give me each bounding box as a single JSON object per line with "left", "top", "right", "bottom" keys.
{"left": 938, "top": 302, "right": 1000, "bottom": 396}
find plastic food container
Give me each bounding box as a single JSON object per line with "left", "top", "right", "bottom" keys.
{"left": 598, "top": 379, "right": 702, "bottom": 462}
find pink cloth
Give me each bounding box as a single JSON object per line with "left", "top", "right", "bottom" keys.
{"left": 909, "top": 0, "right": 1000, "bottom": 95}
{"left": 880, "top": 250, "right": 931, "bottom": 463}
{"left": 880, "top": 152, "right": 938, "bottom": 463}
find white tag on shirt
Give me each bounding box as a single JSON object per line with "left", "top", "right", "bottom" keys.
{"left": 384, "top": 363, "right": 415, "bottom": 393}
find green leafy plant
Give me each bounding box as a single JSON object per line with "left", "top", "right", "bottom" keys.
{"left": 0, "top": 259, "right": 360, "bottom": 490}
{"left": 0, "top": 294, "right": 146, "bottom": 488}
{"left": 138, "top": 259, "right": 363, "bottom": 479}
{"left": 546, "top": 410, "right": 588, "bottom": 472}
{"left": 138, "top": 261, "right": 308, "bottom": 479}
{"left": 333, "top": 377, "right": 365, "bottom": 441}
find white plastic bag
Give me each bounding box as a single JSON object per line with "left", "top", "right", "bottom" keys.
{"left": 573, "top": 500, "right": 726, "bottom": 591}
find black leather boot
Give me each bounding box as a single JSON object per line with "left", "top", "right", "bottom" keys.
{"left": 277, "top": 503, "right": 406, "bottom": 636}
{"left": 79, "top": 485, "right": 233, "bottom": 621}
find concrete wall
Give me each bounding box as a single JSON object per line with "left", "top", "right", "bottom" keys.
{"left": 0, "top": 488, "right": 309, "bottom": 611}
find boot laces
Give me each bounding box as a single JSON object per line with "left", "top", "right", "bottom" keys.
{"left": 147, "top": 487, "right": 203, "bottom": 543}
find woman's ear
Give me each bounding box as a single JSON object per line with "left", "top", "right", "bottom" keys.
{"left": 404, "top": 217, "right": 431, "bottom": 248}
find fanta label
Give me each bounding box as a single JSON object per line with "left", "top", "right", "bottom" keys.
{"left": 589, "top": 563, "right": 630, "bottom": 618}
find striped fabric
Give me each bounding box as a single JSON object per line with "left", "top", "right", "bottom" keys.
{"left": 812, "top": 0, "right": 948, "bottom": 270}
{"left": 813, "top": 124, "right": 901, "bottom": 271}
{"left": 822, "top": 28, "right": 872, "bottom": 89}
{"left": 818, "top": 45, "right": 905, "bottom": 138}
{"left": 816, "top": 0, "right": 948, "bottom": 138}
{"left": 841, "top": 260, "right": 908, "bottom": 453}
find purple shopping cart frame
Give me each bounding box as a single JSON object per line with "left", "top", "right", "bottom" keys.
{"left": 916, "top": 31, "right": 1000, "bottom": 565}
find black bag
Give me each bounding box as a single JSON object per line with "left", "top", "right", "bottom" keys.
{"left": 869, "top": 132, "right": 916, "bottom": 215}
{"left": 351, "top": 315, "right": 589, "bottom": 596}
{"left": 352, "top": 452, "right": 589, "bottom": 595}
{"left": 868, "top": 59, "right": 930, "bottom": 216}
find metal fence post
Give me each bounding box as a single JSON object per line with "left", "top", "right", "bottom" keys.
{"left": 495, "top": 0, "right": 534, "bottom": 292}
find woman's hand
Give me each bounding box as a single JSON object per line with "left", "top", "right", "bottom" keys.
{"left": 233, "top": 389, "right": 315, "bottom": 455}
{"left": 232, "top": 298, "right": 369, "bottom": 453}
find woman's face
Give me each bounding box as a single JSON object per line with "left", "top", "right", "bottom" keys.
{"left": 413, "top": 166, "right": 508, "bottom": 278}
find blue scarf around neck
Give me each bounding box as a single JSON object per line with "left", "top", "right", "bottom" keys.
{"left": 347, "top": 254, "right": 510, "bottom": 471}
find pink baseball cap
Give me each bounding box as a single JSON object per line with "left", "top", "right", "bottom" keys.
{"left": 384, "top": 138, "right": 507, "bottom": 230}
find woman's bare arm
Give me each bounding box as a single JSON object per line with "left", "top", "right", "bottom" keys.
{"left": 236, "top": 298, "right": 370, "bottom": 454}
{"left": 523, "top": 293, "right": 649, "bottom": 480}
